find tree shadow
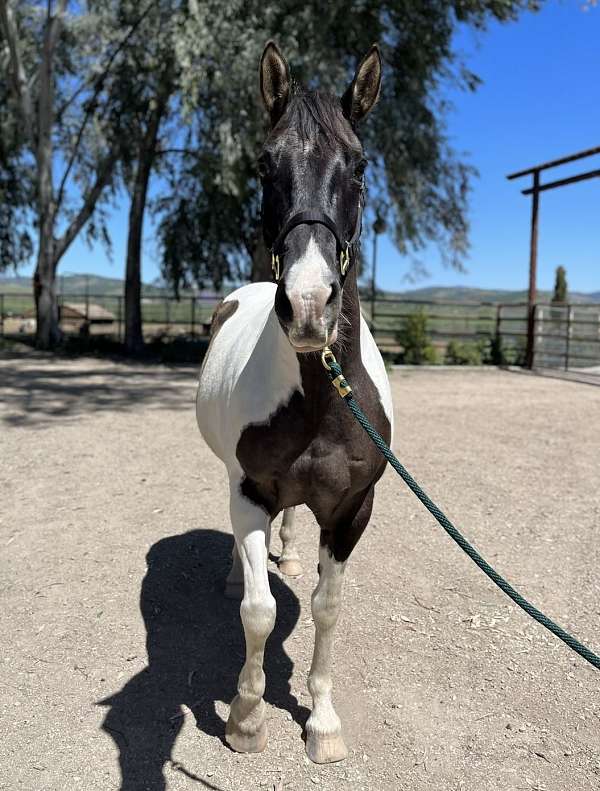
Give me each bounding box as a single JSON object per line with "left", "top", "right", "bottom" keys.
{"left": 0, "top": 360, "right": 197, "bottom": 428}
{"left": 98, "top": 529, "right": 308, "bottom": 791}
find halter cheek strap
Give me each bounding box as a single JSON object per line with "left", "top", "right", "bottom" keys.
{"left": 269, "top": 194, "right": 363, "bottom": 282}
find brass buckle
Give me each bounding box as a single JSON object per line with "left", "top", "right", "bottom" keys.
{"left": 271, "top": 253, "right": 280, "bottom": 281}
{"left": 321, "top": 346, "right": 336, "bottom": 371}
{"left": 340, "top": 244, "right": 350, "bottom": 276}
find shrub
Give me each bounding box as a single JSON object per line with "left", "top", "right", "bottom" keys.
{"left": 444, "top": 339, "right": 491, "bottom": 365}
{"left": 396, "top": 309, "right": 438, "bottom": 364}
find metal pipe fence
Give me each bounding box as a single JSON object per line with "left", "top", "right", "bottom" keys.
{"left": 1, "top": 292, "right": 599, "bottom": 376}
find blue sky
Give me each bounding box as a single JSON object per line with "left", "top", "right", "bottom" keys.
{"left": 31, "top": 0, "right": 600, "bottom": 294}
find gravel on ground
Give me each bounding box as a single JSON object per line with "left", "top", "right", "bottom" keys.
{"left": 1, "top": 351, "right": 599, "bottom": 791}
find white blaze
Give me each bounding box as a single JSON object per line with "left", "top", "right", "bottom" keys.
{"left": 284, "top": 236, "right": 332, "bottom": 339}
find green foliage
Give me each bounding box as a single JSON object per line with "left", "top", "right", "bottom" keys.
{"left": 444, "top": 338, "right": 491, "bottom": 365}
{"left": 157, "top": 0, "right": 541, "bottom": 289}
{"left": 552, "top": 266, "right": 568, "bottom": 304}
{"left": 396, "top": 309, "right": 438, "bottom": 364}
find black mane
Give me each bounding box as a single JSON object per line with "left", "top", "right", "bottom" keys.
{"left": 278, "top": 88, "right": 360, "bottom": 152}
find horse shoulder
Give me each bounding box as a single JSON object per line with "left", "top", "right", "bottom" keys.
{"left": 196, "top": 283, "right": 302, "bottom": 466}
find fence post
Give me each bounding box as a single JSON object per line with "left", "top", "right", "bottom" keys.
{"left": 165, "top": 296, "right": 170, "bottom": 335}
{"left": 494, "top": 304, "right": 502, "bottom": 363}
{"left": 191, "top": 296, "right": 196, "bottom": 338}
{"left": 117, "top": 296, "right": 122, "bottom": 343}
{"left": 0, "top": 294, "right": 4, "bottom": 338}
{"left": 533, "top": 304, "right": 543, "bottom": 368}
{"left": 565, "top": 304, "right": 573, "bottom": 371}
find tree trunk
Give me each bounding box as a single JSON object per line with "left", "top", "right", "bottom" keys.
{"left": 34, "top": 13, "right": 61, "bottom": 350}
{"left": 251, "top": 235, "right": 272, "bottom": 282}
{"left": 124, "top": 95, "right": 168, "bottom": 354}
{"left": 35, "top": 235, "right": 61, "bottom": 349}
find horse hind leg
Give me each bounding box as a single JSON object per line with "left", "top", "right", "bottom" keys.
{"left": 278, "top": 507, "right": 303, "bottom": 577}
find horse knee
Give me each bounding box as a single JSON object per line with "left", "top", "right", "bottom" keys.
{"left": 240, "top": 592, "right": 276, "bottom": 641}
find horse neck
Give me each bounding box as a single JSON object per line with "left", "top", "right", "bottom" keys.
{"left": 336, "top": 264, "right": 362, "bottom": 366}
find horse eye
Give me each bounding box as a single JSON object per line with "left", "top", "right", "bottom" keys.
{"left": 257, "top": 156, "right": 271, "bottom": 181}
{"left": 354, "top": 158, "right": 368, "bottom": 179}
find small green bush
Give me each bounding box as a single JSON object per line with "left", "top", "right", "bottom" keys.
{"left": 396, "top": 309, "right": 438, "bottom": 364}
{"left": 444, "top": 339, "right": 491, "bottom": 365}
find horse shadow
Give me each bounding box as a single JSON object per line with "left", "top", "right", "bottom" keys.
{"left": 98, "top": 529, "right": 308, "bottom": 790}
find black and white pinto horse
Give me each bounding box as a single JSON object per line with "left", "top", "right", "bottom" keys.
{"left": 196, "top": 42, "right": 393, "bottom": 764}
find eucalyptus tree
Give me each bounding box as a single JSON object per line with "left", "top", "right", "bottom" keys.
{"left": 96, "top": 0, "right": 186, "bottom": 353}
{"left": 158, "top": 0, "right": 541, "bottom": 289}
{"left": 0, "top": 65, "right": 32, "bottom": 271}
{"left": 0, "top": 1, "right": 152, "bottom": 348}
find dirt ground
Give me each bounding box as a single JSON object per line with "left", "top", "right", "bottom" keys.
{"left": 1, "top": 350, "right": 599, "bottom": 791}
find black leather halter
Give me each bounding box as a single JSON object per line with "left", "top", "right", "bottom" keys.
{"left": 270, "top": 192, "right": 364, "bottom": 282}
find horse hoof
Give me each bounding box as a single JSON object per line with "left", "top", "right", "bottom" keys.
{"left": 305, "top": 732, "right": 348, "bottom": 764}
{"left": 224, "top": 580, "right": 243, "bottom": 600}
{"left": 225, "top": 722, "right": 268, "bottom": 754}
{"left": 278, "top": 559, "right": 303, "bottom": 577}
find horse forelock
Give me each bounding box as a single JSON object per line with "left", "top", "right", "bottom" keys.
{"left": 271, "top": 89, "right": 361, "bottom": 155}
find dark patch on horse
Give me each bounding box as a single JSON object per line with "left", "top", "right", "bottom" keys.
{"left": 210, "top": 299, "right": 239, "bottom": 338}
{"left": 239, "top": 476, "right": 275, "bottom": 516}
{"left": 235, "top": 269, "right": 391, "bottom": 562}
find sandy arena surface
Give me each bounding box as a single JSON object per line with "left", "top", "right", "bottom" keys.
{"left": 1, "top": 351, "right": 599, "bottom": 791}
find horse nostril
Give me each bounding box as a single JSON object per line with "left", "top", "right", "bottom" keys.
{"left": 275, "top": 284, "right": 294, "bottom": 325}
{"left": 326, "top": 282, "right": 339, "bottom": 306}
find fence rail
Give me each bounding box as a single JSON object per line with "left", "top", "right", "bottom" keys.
{"left": 1, "top": 291, "right": 599, "bottom": 375}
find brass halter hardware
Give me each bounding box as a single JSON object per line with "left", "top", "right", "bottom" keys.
{"left": 340, "top": 244, "right": 351, "bottom": 276}
{"left": 321, "top": 346, "right": 352, "bottom": 397}
{"left": 321, "top": 346, "right": 336, "bottom": 371}
{"left": 271, "top": 253, "right": 280, "bottom": 281}
{"left": 271, "top": 247, "right": 351, "bottom": 283}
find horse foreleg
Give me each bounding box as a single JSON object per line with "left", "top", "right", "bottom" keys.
{"left": 225, "top": 541, "right": 244, "bottom": 599}
{"left": 278, "top": 507, "right": 303, "bottom": 577}
{"left": 226, "top": 479, "right": 275, "bottom": 753}
{"left": 305, "top": 490, "right": 374, "bottom": 763}
{"left": 305, "top": 544, "right": 348, "bottom": 763}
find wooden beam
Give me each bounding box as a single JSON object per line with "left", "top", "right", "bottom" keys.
{"left": 521, "top": 168, "right": 600, "bottom": 195}
{"left": 507, "top": 145, "right": 600, "bottom": 180}
{"left": 526, "top": 171, "right": 540, "bottom": 369}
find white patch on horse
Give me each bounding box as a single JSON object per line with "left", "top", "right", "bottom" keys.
{"left": 197, "top": 282, "right": 302, "bottom": 463}
{"left": 284, "top": 236, "right": 333, "bottom": 345}
{"left": 360, "top": 314, "right": 394, "bottom": 437}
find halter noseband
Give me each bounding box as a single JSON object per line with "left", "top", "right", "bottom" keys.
{"left": 270, "top": 194, "right": 364, "bottom": 282}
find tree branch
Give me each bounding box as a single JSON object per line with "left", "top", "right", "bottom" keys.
{"left": 53, "top": 149, "right": 118, "bottom": 266}
{"left": 155, "top": 148, "right": 196, "bottom": 156}
{"left": 0, "top": 0, "right": 34, "bottom": 127}
{"left": 54, "top": 0, "right": 159, "bottom": 212}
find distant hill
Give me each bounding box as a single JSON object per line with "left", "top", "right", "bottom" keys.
{"left": 371, "top": 285, "right": 600, "bottom": 305}
{"left": 0, "top": 273, "right": 171, "bottom": 297}
{"left": 1, "top": 273, "right": 599, "bottom": 304}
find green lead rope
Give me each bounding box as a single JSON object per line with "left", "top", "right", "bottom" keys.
{"left": 323, "top": 350, "right": 600, "bottom": 671}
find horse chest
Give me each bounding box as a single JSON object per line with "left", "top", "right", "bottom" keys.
{"left": 236, "top": 377, "right": 388, "bottom": 514}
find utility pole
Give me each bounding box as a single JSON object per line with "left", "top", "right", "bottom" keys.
{"left": 370, "top": 213, "right": 386, "bottom": 333}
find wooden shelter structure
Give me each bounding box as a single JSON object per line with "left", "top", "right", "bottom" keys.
{"left": 507, "top": 145, "right": 600, "bottom": 368}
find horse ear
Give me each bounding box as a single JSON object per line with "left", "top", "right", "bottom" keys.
{"left": 342, "top": 44, "right": 382, "bottom": 123}
{"left": 260, "top": 41, "right": 291, "bottom": 127}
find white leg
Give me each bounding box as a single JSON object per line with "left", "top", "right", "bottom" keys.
{"left": 305, "top": 545, "right": 348, "bottom": 763}
{"left": 226, "top": 481, "right": 276, "bottom": 753}
{"left": 225, "top": 541, "right": 244, "bottom": 599}
{"left": 278, "top": 507, "right": 303, "bottom": 577}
